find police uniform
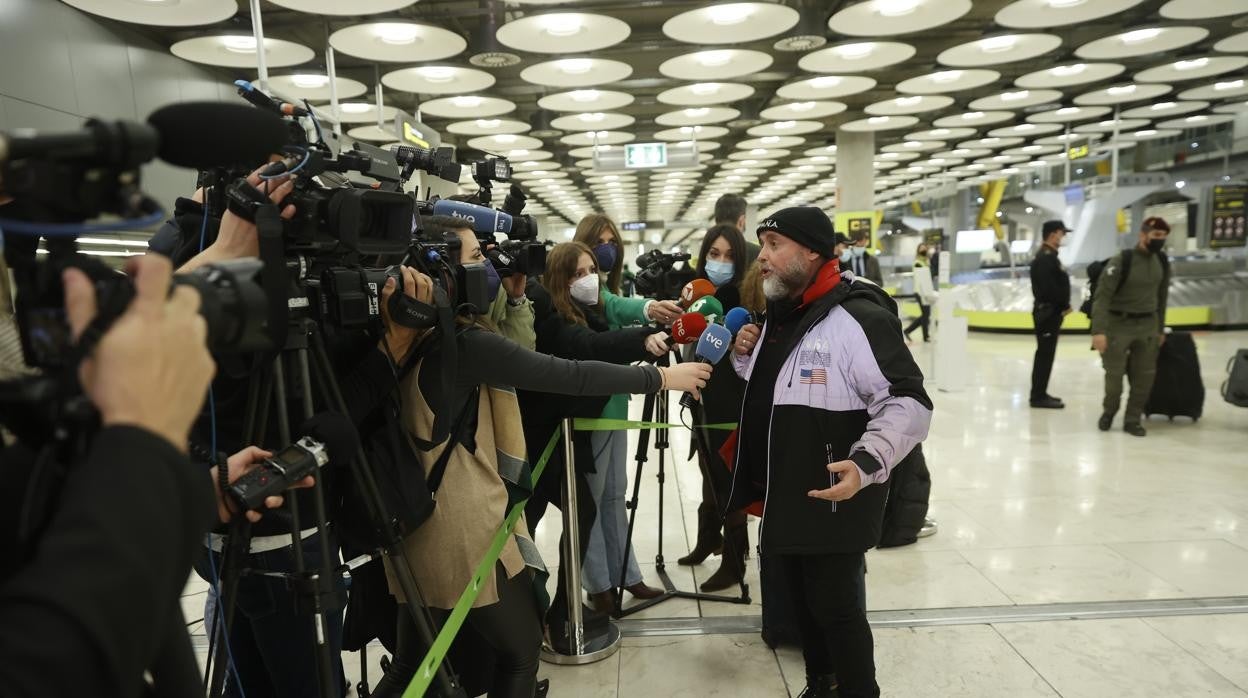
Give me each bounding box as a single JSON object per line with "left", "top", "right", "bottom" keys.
{"left": 1029, "top": 241, "right": 1070, "bottom": 405}
{"left": 1090, "top": 247, "right": 1170, "bottom": 431}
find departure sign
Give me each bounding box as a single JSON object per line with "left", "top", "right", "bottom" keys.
{"left": 1067, "top": 144, "right": 1090, "bottom": 160}
{"left": 624, "top": 142, "right": 668, "bottom": 169}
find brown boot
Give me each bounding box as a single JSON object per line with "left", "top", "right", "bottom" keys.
{"left": 678, "top": 503, "right": 723, "bottom": 566}
{"left": 588, "top": 590, "right": 616, "bottom": 616}
{"left": 700, "top": 522, "right": 747, "bottom": 592}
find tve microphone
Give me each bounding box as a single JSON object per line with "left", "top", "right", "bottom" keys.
{"left": 679, "top": 323, "right": 734, "bottom": 410}
{"left": 226, "top": 412, "right": 360, "bottom": 512}
{"left": 688, "top": 295, "right": 724, "bottom": 324}
{"left": 431, "top": 198, "right": 514, "bottom": 236}
{"left": 679, "top": 278, "right": 716, "bottom": 309}
{"left": 235, "top": 80, "right": 311, "bottom": 117}
{"left": 724, "top": 307, "right": 753, "bottom": 336}
{"left": 670, "top": 312, "right": 709, "bottom": 345}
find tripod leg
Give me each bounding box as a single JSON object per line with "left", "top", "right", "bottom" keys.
{"left": 615, "top": 390, "right": 657, "bottom": 612}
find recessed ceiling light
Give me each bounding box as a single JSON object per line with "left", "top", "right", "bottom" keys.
{"left": 1050, "top": 64, "right": 1087, "bottom": 77}
{"left": 1120, "top": 28, "right": 1162, "bottom": 44}
{"left": 690, "top": 82, "right": 721, "bottom": 95}
{"left": 762, "top": 136, "right": 781, "bottom": 143}
{"left": 750, "top": 148, "right": 768, "bottom": 154}
{"left": 1001, "top": 90, "right": 1030, "bottom": 102}
{"left": 789, "top": 101, "right": 817, "bottom": 112}
{"left": 931, "top": 70, "right": 963, "bottom": 83}
{"left": 962, "top": 111, "right": 984, "bottom": 119}
{"left": 510, "top": 149, "right": 530, "bottom": 157}
{"left": 543, "top": 14, "right": 584, "bottom": 37}
{"left": 1048, "top": 0, "right": 1085, "bottom": 6}
{"left": 813, "top": 155, "right": 829, "bottom": 162}
{"left": 1151, "top": 101, "right": 1177, "bottom": 110}
{"left": 896, "top": 96, "right": 923, "bottom": 106}
{"left": 291, "top": 74, "right": 330, "bottom": 88}
{"left": 496, "top": 134, "right": 518, "bottom": 143}
{"left": 1174, "top": 58, "right": 1209, "bottom": 71}
{"left": 979, "top": 36, "right": 1018, "bottom": 53}
{"left": 1107, "top": 85, "right": 1137, "bottom": 96}
{"left": 570, "top": 89, "right": 600, "bottom": 102}
{"left": 835, "top": 42, "right": 876, "bottom": 59}
{"left": 868, "top": 116, "right": 890, "bottom": 124}
{"left": 559, "top": 59, "right": 593, "bottom": 74}
{"left": 1186, "top": 115, "right": 1208, "bottom": 122}
{"left": 708, "top": 3, "right": 754, "bottom": 26}
{"left": 774, "top": 120, "right": 797, "bottom": 129}
{"left": 684, "top": 108, "right": 710, "bottom": 117}
{"left": 452, "top": 96, "right": 484, "bottom": 108}
{"left": 375, "top": 23, "right": 422, "bottom": 45}
{"left": 1216, "top": 79, "right": 1245, "bottom": 90}
{"left": 873, "top": 0, "right": 922, "bottom": 17}
{"left": 811, "top": 76, "right": 844, "bottom": 88}
{"left": 1016, "top": 123, "right": 1036, "bottom": 131}
{"left": 476, "top": 119, "right": 501, "bottom": 128}
{"left": 1023, "top": 145, "right": 1043, "bottom": 152}
{"left": 340, "top": 102, "right": 372, "bottom": 113}
{"left": 1135, "top": 129, "right": 1157, "bottom": 136}
{"left": 578, "top": 112, "right": 606, "bottom": 122}
{"left": 418, "top": 66, "right": 456, "bottom": 82}
{"left": 1056, "top": 107, "right": 1080, "bottom": 115}
{"left": 222, "top": 36, "right": 258, "bottom": 53}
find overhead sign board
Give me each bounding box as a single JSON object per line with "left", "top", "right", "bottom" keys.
{"left": 1211, "top": 183, "right": 1246, "bottom": 249}
{"left": 624, "top": 142, "right": 668, "bottom": 169}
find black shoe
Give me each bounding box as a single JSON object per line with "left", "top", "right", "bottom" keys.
{"left": 1098, "top": 413, "right": 1114, "bottom": 431}
{"left": 1046, "top": 394, "right": 1065, "bottom": 406}
{"left": 535, "top": 678, "right": 550, "bottom": 697}
{"left": 797, "top": 674, "right": 838, "bottom": 698}
{"left": 678, "top": 507, "right": 723, "bottom": 566}
{"left": 700, "top": 524, "right": 747, "bottom": 592}
{"left": 1030, "top": 396, "right": 1065, "bottom": 409}
{"left": 1124, "top": 423, "right": 1147, "bottom": 437}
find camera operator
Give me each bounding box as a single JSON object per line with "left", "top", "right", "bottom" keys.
{"left": 0, "top": 255, "right": 306, "bottom": 698}
{"left": 370, "top": 267, "right": 710, "bottom": 698}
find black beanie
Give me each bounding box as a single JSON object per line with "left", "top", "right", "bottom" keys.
{"left": 756, "top": 206, "right": 837, "bottom": 258}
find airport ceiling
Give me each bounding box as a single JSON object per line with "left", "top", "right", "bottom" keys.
{"left": 62, "top": 0, "right": 1248, "bottom": 238}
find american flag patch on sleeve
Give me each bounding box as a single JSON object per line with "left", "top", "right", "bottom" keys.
{"left": 799, "top": 368, "right": 827, "bottom": 385}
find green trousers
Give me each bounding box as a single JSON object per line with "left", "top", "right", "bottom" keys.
{"left": 1101, "top": 315, "right": 1160, "bottom": 426}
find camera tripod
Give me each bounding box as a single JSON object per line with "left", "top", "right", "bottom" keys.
{"left": 613, "top": 350, "right": 750, "bottom": 617}
{"left": 206, "top": 311, "right": 467, "bottom": 698}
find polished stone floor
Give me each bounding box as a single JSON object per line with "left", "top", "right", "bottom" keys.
{"left": 185, "top": 329, "right": 1248, "bottom": 696}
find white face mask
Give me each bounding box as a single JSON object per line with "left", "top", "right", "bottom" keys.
{"left": 570, "top": 274, "right": 600, "bottom": 305}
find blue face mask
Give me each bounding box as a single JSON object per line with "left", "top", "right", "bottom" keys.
{"left": 483, "top": 258, "right": 501, "bottom": 300}
{"left": 851, "top": 246, "right": 866, "bottom": 258}
{"left": 593, "top": 243, "right": 618, "bottom": 273}
{"left": 839, "top": 248, "right": 853, "bottom": 263}
{"left": 704, "top": 259, "right": 734, "bottom": 287}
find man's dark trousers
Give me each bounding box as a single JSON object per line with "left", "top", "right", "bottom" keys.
{"left": 780, "top": 553, "right": 880, "bottom": 697}
{"left": 1030, "top": 305, "right": 1063, "bottom": 401}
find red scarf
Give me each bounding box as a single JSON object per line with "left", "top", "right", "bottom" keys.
{"left": 799, "top": 258, "right": 843, "bottom": 308}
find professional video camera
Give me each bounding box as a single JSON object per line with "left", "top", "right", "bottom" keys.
{"left": 634, "top": 249, "right": 696, "bottom": 300}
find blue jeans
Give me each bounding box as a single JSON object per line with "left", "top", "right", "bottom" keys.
{"left": 582, "top": 429, "right": 644, "bottom": 593}
{"left": 194, "top": 532, "right": 346, "bottom": 698}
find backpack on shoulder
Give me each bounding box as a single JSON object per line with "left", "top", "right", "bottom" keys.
{"left": 1079, "top": 249, "right": 1170, "bottom": 317}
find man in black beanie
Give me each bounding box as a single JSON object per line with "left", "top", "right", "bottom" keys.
{"left": 728, "top": 207, "right": 933, "bottom": 698}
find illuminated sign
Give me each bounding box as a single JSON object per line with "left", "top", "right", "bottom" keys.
{"left": 624, "top": 142, "right": 668, "bottom": 169}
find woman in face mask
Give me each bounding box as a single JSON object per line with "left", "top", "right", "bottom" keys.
{"left": 679, "top": 224, "right": 754, "bottom": 591}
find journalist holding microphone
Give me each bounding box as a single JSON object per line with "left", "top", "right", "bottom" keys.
{"left": 728, "top": 207, "right": 932, "bottom": 698}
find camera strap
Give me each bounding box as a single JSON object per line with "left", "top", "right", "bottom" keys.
{"left": 255, "top": 203, "right": 288, "bottom": 353}
{"left": 426, "top": 386, "right": 479, "bottom": 495}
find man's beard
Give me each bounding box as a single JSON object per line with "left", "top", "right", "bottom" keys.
{"left": 762, "top": 255, "right": 813, "bottom": 300}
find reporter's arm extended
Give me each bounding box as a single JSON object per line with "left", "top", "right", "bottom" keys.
{"left": 0, "top": 427, "right": 216, "bottom": 697}
{"left": 602, "top": 288, "right": 649, "bottom": 326}
{"left": 460, "top": 329, "right": 661, "bottom": 396}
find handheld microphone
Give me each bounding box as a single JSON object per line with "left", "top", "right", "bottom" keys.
{"left": 235, "top": 80, "right": 310, "bottom": 117}
{"left": 226, "top": 412, "right": 360, "bottom": 512}
{"left": 688, "top": 295, "right": 724, "bottom": 325}
{"left": 670, "top": 312, "right": 709, "bottom": 345}
{"left": 724, "top": 307, "right": 753, "bottom": 336}
{"left": 679, "top": 278, "right": 716, "bottom": 309}
{"left": 679, "top": 324, "right": 734, "bottom": 410}
{"left": 430, "top": 198, "right": 514, "bottom": 236}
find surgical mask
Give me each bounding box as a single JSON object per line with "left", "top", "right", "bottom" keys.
{"left": 483, "top": 259, "right": 501, "bottom": 300}
{"left": 839, "top": 248, "right": 853, "bottom": 263}
{"left": 851, "top": 246, "right": 865, "bottom": 258}
{"left": 570, "top": 274, "right": 600, "bottom": 305}
{"left": 704, "top": 259, "right": 734, "bottom": 287}
{"left": 1147, "top": 238, "right": 1166, "bottom": 254}
{"left": 593, "top": 243, "right": 618, "bottom": 273}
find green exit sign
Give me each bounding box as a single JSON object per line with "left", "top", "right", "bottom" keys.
{"left": 624, "top": 142, "right": 667, "bottom": 169}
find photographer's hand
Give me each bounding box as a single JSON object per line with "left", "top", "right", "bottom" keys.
{"left": 64, "top": 255, "right": 215, "bottom": 453}
{"left": 379, "top": 265, "right": 432, "bottom": 360}
{"left": 210, "top": 446, "right": 315, "bottom": 523}
{"left": 177, "top": 165, "right": 297, "bottom": 273}
{"left": 646, "top": 299, "right": 683, "bottom": 325}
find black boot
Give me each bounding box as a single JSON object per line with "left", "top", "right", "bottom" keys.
{"left": 678, "top": 503, "right": 723, "bottom": 566}
{"left": 797, "top": 674, "right": 838, "bottom": 698}
{"left": 700, "top": 522, "right": 746, "bottom": 592}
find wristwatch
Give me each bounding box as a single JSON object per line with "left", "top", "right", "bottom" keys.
{"left": 507, "top": 294, "right": 528, "bottom": 307}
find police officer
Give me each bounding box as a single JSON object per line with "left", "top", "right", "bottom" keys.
{"left": 1029, "top": 221, "right": 1072, "bottom": 409}
{"left": 1090, "top": 217, "right": 1172, "bottom": 437}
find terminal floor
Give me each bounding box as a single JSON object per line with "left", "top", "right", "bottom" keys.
{"left": 185, "top": 330, "right": 1248, "bottom": 696}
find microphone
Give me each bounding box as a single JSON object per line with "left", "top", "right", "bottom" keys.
{"left": 226, "top": 412, "right": 360, "bottom": 512}
{"left": 679, "top": 278, "right": 716, "bottom": 309}
{"left": 670, "top": 312, "right": 709, "bottom": 345}
{"left": 724, "top": 307, "right": 753, "bottom": 336}
{"left": 0, "top": 102, "right": 288, "bottom": 170}
{"left": 235, "top": 80, "right": 310, "bottom": 117}
{"left": 430, "top": 198, "right": 514, "bottom": 236}
{"left": 688, "top": 295, "right": 724, "bottom": 325}
{"left": 679, "top": 324, "right": 734, "bottom": 410}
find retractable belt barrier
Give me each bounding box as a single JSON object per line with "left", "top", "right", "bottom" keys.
{"left": 402, "top": 418, "right": 738, "bottom": 697}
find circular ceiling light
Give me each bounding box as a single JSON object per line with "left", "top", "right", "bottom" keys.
{"left": 315, "top": 103, "right": 398, "bottom": 124}
{"left": 828, "top": 0, "right": 971, "bottom": 36}
{"left": 662, "top": 3, "right": 800, "bottom": 44}
{"left": 382, "top": 65, "right": 495, "bottom": 94}
{"left": 347, "top": 125, "right": 397, "bottom": 143}
{"left": 521, "top": 58, "right": 633, "bottom": 88}
{"left": 61, "top": 0, "right": 237, "bottom": 25}
{"left": 538, "top": 89, "right": 634, "bottom": 112}
{"left": 877, "top": 150, "right": 923, "bottom": 162}
{"left": 1179, "top": 78, "right": 1248, "bottom": 100}
{"left": 746, "top": 120, "right": 824, "bottom": 136}
{"left": 549, "top": 112, "right": 635, "bottom": 131}
{"left": 895, "top": 69, "right": 1000, "bottom": 94}
{"left": 988, "top": 122, "right": 1064, "bottom": 137}
{"left": 995, "top": 0, "right": 1146, "bottom": 28}
{"left": 776, "top": 75, "right": 877, "bottom": 100}
{"left": 1160, "top": 0, "right": 1248, "bottom": 19}
{"left": 508, "top": 151, "right": 555, "bottom": 163}
{"left": 467, "top": 134, "right": 543, "bottom": 152}
{"left": 969, "top": 88, "right": 1063, "bottom": 110}
{"left": 937, "top": 33, "right": 1061, "bottom": 67}
{"left": 329, "top": 22, "right": 466, "bottom": 62}
{"left": 1074, "top": 82, "right": 1173, "bottom": 105}
{"left": 1135, "top": 56, "right": 1248, "bottom": 83}
{"left": 737, "top": 136, "right": 808, "bottom": 149}
{"left": 657, "top": 82, "right": 755, "bottom": 106}
{"left": 659, "top": 49, "right": 774, "bottom": 81}
{"left": 865, "top": 95, "right": 955, "bottom": 115}
{"left": 1075, "top": 25, "right": 1208, "bottom": 60}
{"left": 267, "top": 74, "right": 367, "bottom": 101}
{"left": 839, "top": 115, "right": 920, "bottom": 132}
{"left": 906, "top": 127, "right": 977, "bottom": 140}
{"left": 733, "top": 148, "right": 794, "bottom": 159}
{"left": 936, "top": 147, "right": 992, "bottom": 159}
{"left": 267, "top": 0, "right": 414, "bottom": 13}
{"left": 882, "top": 141, "right": 945, "bottom": 153}
{"left": 446, "top": 118, "right": 531, "bottom": 136}
{"left": 1121, "top": 100, "right": 1210, "bottom": 119}
{"left": 171, "top": 36, "right": 314, "bottom": 68}
{"left": 1214, "top": 100, "right": 1248, "bottom": 114}
{"left": 656, "top": 107, "right": 741, "bottom": 127}
{"left": 799, "top": 41, "right": 917, "bottom": 73}
{"left": 1157, "top": 113, "right": 1235, "bottom": 129}
{"left": 957, "top": 136, "right": 1024, "bottom": 149}
{"left": 1072, "top": 118, "right": 1152, "bottom": 134}
{"left": 420, "top": 95, "right": 516, "bottom": 119}
{"left": 1215, "top": 30, "right": 1248, "bottom": 53}
{"left": 760, "top": 101, "right": 848, "bottom": 120}
{"left": 1015, "top": 62, "right": 1125, "bottom": 88}
{"left": 933, "top": 110, "right": 1015, "bottom": 127}
{"left": 496, "top": 12, "right": 630, "bottom": 54}
{"left": 653, "top": 126, "right": 732, "bottom": 141}
{"left": 1026, "top": 105, "right": 1112, "bottom": 123}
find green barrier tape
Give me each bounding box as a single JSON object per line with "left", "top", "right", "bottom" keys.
{"left": 572, "top": 417, "right": 738, "bottom": 431}
{"left": 402, "top": 425, "right": 564, "bottom": 698}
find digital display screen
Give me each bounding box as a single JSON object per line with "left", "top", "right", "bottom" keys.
{"left": 954, "top": 228, "right": 996, "bottom": 254}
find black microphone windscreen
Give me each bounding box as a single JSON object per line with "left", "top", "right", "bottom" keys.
{"left": 147, "top": 102, "right": 289, "bottom": 169}
{"left": 298, "top": 412, "right": 361, "bottom": 467}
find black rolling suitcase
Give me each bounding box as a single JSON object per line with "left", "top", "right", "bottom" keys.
{"left": 759, "top": 553, "right": 802, "bottom": 649}
{"left": 1144, "top": 331, "right": 1204, "bottom": 421}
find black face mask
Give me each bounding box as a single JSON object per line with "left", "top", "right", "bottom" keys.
{"left": 1146, "top": 238, "right": 1166, "bottom": 253}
